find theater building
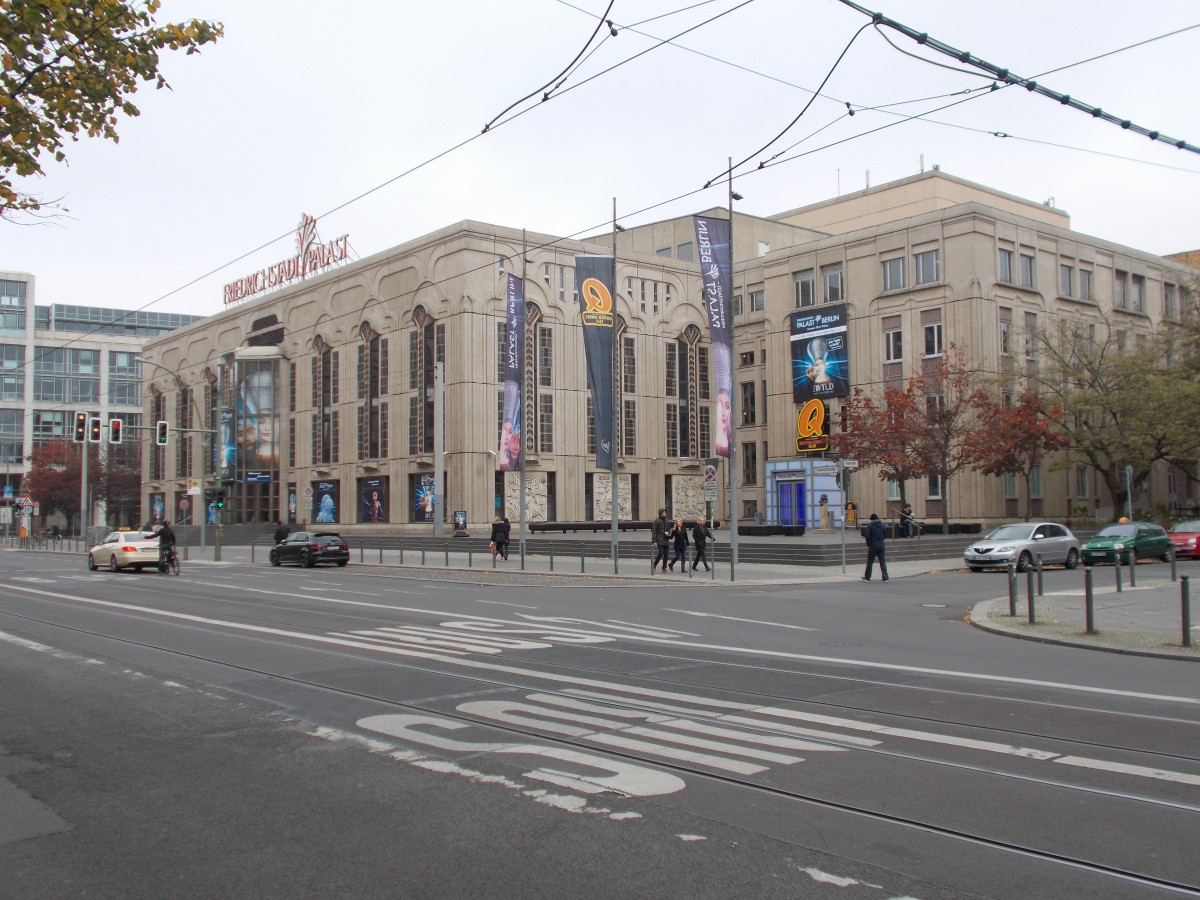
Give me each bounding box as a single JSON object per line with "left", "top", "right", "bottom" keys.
{"left": 139, "top": 172, "right": 1198, "bottom": 532}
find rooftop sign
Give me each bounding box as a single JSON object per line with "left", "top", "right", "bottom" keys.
{"left": 223, "top": 213, "right": 349, "bottom": 305}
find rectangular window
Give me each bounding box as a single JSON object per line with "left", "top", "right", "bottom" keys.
{"left": 538, "top": 327, "right": 552, "bottom": 387}
{"left": 923, "top": 322, "right": 943, "bottom": 357}
{"left": 1003, "top": 472, "right": 1017, "bottom": 499}
{"left": 1075, "top": 466, "right": 1089, "bottom": 498}
{"left": 652, "top": 282, "right": 660, "bottom": 314}
{"left": 698, "top": 406, "right": 711, "bottom": 459}
{"left": 665, "top": 343, "right": 678, "bottom": 397}
{"left": 639, "top": 280, "right": 646, "bottom": 313}
{"left": 884, "top": 328, "right": 903, "bottom": 363}
{"left": 739, "top": 350, "right": 755, "bottom": 367}
{"left": 408, "top": 396, "right": 421, "bottom": 455}
{"left": 1079, "top": 268, "right": 1093, "bottom": 301}
{"left": 821, "top": 263, "right": 843, "bottom": 303}
{"left": 496, "top": 322, "right": 506, "bottom": 382}
{"left": 927, "top": 473, "right": 942, "bottom": 499}
{"left": 622, "top": 336, "right": 636, "bottom": 393}
{"left": 666, "top": 402, "right": 679, "bottom": 457}
{"left": 794, "top": 269, "right": 815, "bottom": 307}
{"left": 740, "top": 381, "right": 756, "bottom": 425}
{"left": 1059, "top": 264, "right": 1073, "bottom": 297}
{"left": 1019, "top": 252, "right": 1036, "bottom": 288}
{"left": 697, "top": 346, "right": 710, "bottom": 400}
{"left": 998, "top": 248, "right": 1014, "bottom": 283}
{"left": 1030, "top": 464, "right": 1042, "bottom": 498}
{"left": 0, "top": 408, "right": 23, "bottom": 465}
{"left": 1000, "top": 319, "right": 1011, "bottom": 356}
{"left": 881, "top": 258, "right": 905, "bottom": 292}
{"left": 288, "top": 419, "right": 297, "bottom": 467}
{"left": 1024, "top": 312, "right": 1038, "bottom": 358}
{"left": 586, "top": 396, "right": 595, "bottom": 456}
{"left": 1164, "top": 283, "right": 1177, "bottom": 319}
{"left": 749, "top": 289, "right": 765, "bottom": 312}
{"left": 1114, "top": 270, "right": 1128, "bottom": 309}
{"left": 676, "top": 242, "right": 693, "bottom": 261}
{"left": 656, "top": 247, "right": 671, "bottom": 258}
{"left": 887, "top": 480, "right": 901, "bottom": 502}
{"left": 538, "top": 394, "right": 553, "bottom": 454}
{"left": 622, "top": 399, "right": 637, "bottom": 455}
{"left": 732, "top": 293, "right": 743, "bottom": 316}
{"left": 914, "top": 249, "right": 939, "bottom": 285}
{"left": 741, "top": 441, "right": 757, "bottom": 485}
{"left": 1131, "top": 275, "right": 1145, "bottom": 313}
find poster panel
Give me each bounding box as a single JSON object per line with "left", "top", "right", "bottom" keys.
{"left": 790, "top": 303, "right": 850, "bottom": 403}
{"left": 358, "top": 476, "right": 389, "bottom": 523}
{"left": 312, "top": 480, "right": 339, "bottom": 524}
{"left": 498, "top": 274, "right": 524, "bottom": 471}
{"left": 575, "top": 255, "right": 615, "bottom": 470}
{"left": 693, "top": 216, "right": 733, "bottom": 456}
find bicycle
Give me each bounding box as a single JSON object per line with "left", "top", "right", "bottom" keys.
{"left": 160, "top": 547, "right": 180, "bottom": 576}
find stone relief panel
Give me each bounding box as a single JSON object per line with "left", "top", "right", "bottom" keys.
{"left": 672, "top": 476, "right": 704, "bottom": 519}
{"left": 591, "top": 473, "right": 632, "bottom": 520}
{"left": 505, "top": 471, "right": 548, "bottom": 521}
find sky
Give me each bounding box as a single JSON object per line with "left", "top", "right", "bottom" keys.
{"left": 4, "top": 0, "right": 1199, "bottom": 318}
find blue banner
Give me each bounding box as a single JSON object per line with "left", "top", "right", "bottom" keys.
{"left": 576, "top": 255, "right": 615, "bottom": 470}
{"left": 693, "top": 216, "right": 733, "bottom": 457}
{"left": 790, "top": 303, "right": 849, "bottom": 402}
{"left": 499, "top": 274, "right": 524, "bottom": 471}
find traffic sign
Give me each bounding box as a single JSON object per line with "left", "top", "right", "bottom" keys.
{"left": 303, "top": 486, "right": 314, "bottom": 497}
{"left": 842, "top": 459, "right": 860, "bottom": 469}
{"left": 704, "top": 465, "right": 717, "bottom": 482}
{"left": 187, "top": 478, "right": 201, "bottom": 496}
{"left": 703, "top": 481, "right": 718, "bottom": 501}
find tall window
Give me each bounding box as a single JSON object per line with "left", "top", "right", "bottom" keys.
{"left": 538, "top": 392, "right": 554, "bottom": 454}
{"left": 356, "top": 324, "right": 388, "bottom": 460}
{"left": 794, "top": 269, "right": 815, "bottom": 307}
{"left": 150, "top": 392, "right": 166, "bottom": 479}
{"left": 740, "top": 381, "right": 756, "bottom": 425}
{"left": 998, "top": 248, "right": 1014, "bottom": 283}
{"left": 881, "top": 258, "right": 905, "bottom": 292}
{"left": 1, "top": 344, "right": 25, "bottom": 402}
{"left": 623, "top": 399, "right": 637, "bottom": 456}
{"left": 914, "top": 249, "right": 939, "bottom": 285}
{"left": 406, "top": 308, "right": 439, "bottom": 456}
{"left": 821, "top": 263, "right": 843, "bottom": 303}
{"left": 923, "top": 322, "right": 943, "bottom": 357}
{"left": 176, "top": 386, "right": 192, "bottom": 478}
{"left": 665, "top": 326, "right": 702, "bottom": 459}
{"left": 312, "top": 338, "right": 340, "bottom": 464}
{"left": 1024, "top": 312, "right": 1038, "bottom": 358}
{"left": 1164, "top": 283, "right": 1177, "bottom": 319}
{"left": 0, "top": 409, "right": 23, "bottom": 465}
{"left": 1131, "top": 275, "right": 1145, "bottom": 313}
{"left": 741, "top": 441, "right": 757, "bottom": 485}
{"left": 1079, "top": 269, "right": 1093, "bottom": 301}
{"left": 1019, "top": 252, "right": 1036, "bottom": 288}
{"left": 1059, "top": 264, "right": 1073, "bottom": 297}
{"left": 749, "top": 289, "right": 765, "bottom": 312}
{"left": 1114, "top": 270, "right": 1129, "bottom": 309}
{"left": 884, "top": 327, "right": 903, "bottom": 363}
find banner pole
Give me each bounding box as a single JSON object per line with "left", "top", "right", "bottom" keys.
{"left": 611, "top": 200, "right": 620, "bottom": 573}
{"left": 519, "top": 231, "right": 528, "bottom": 569}
{"left": 728, "top": 158, "right": 739, "bottom": 581}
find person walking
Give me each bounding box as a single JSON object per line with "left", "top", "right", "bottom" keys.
{"left": 501, "top": 516, "right": 511, "bottom": 561}
{"left": 650, "top": 508, "right": 671, "bottom": 574}
{"left": 862, "top": 513, "right": 889, "bottom": 582}
{"left": 50, "top": 524, "right": 62, "bottom": 546}
{"left": 668, "top": 516, "right": 689, "bottom": 572}
{"left": 489, "top": 516, "right": 508, "bottom": 562}
{"left": 157, "top": 519, "right": 176, "bottom": 574}
{"left": 273, "top": 520, "right": 289, "bottom": 544}
{"left": 691, "top": 516, "right": 713, "bottom": 571}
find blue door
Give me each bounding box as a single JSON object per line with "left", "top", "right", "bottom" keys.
{"left": 777, "top": 481, "right": 806, "bottom": 527}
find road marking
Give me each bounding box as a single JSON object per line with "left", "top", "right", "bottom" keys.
{"left": 13, "top": 576, "right": 56, "bottom": 583}
{"left": 476, "top": 599, "right": 538, "bottom": 608}
{"left": 664, "top": 609, "right": 816, "bottom": 630}
{"left": 1054, "top": 756, "right": 1200, "bottom": 786}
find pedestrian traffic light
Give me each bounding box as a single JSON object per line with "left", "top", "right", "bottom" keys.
{"left": 88, "top": 416, "right": 102, "bottom": 442}
{"left": 73, "top": 411, "right": 88, "bottom": 442}
{"left": 155, "top": 420, "right": 169, "bottom": 445}
{"left": 215, "top": 491, "right": 225, "bottom": 510}
{"left": 108, "top": 418, "right": 122, "bottom": 444}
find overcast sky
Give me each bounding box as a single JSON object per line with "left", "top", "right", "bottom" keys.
{"left": 4, "top": 0, "right": 1198, "bottom": 318}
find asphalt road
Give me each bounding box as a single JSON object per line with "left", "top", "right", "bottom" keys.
{"left": 2, "top": 551, "right": 1198, "bottom": 899}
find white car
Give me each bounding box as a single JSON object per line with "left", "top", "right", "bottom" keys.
{"left": 87, "top": 531, "right": 163, "bottom": 573}
{"left": 963, "top": 522, "right": 1081, "bottom": 572}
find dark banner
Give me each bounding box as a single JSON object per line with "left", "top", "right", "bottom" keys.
{"left": 148, "top": 492, "right": 166, "bottom": 525}
{"left": 576, "top": 255, "right": 615, "bottom": 470}
{"left": 499, "top": 273, "right": 524, "bottom": 471}
{"left": 790, "top": 303, "right": 849, "bottom": 403}
{"left": 693, "top": 216, "right": 733, "bottom": 456}
{"left": 312, "top": 480, "right": 339, "bottom": 524}
{"left": 287, "top": 482, "right": 297, "bottom": 525}
{"left": 414, "top": 473, "right": 436, "bottom": 522}
{"left": 359, "top": 476, "right": 388, "bottom": 523}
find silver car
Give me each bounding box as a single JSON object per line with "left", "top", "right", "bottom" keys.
{"left": 963, "top": 522, "right": 1080, "bottom": 572}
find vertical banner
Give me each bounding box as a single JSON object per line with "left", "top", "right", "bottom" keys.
{"left": 498, "top": 273, "right": 524, "bottom": 471}
{"left": 235, "top": 360, "right": 280, "bottom": 475}
{"left": 790, "top": 303, "right": 849, "bottom": 403}
{"left": 575, "top": 255, "right": 615, "bottom": 470}
{"left": 358, "top": 476, "right": 388, "bottom": 523}
{"left": 287, "top": 482, "right": 297, "bottom": 525}
{"left": 693, "top": 216, "right": 733, "bottom": 457}
{"left": 312, "top": 480, "right": 339, "bottom": 524}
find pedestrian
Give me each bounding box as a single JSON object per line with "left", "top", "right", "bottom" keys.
{"left": 501, "top": 516, "right": 511, "bottom": 561}
{"left": 668, "top": 516, "right": 689, "bottom": 572}
{"left": 157, "top": 519, "right": 176, "bottom": 574}
{"left": 273, "top": 520, "right": 289, "bottom": 544}
{"left": 650, "top": 508, "right": 671, "bottom": 574}
{"left": 900, "top": 502, "right": 916, "bottom": 538}
{"left": 490, "top": 516, "right": 508, "bottom": 562}
{"left": 691, "top": 515, "right": 713, "bottom": 571}
{"left": 50, "top": 524, "right": 62, "bottom": 545}
{"left": 862, "top": 513, "right": 889, "bottom": 582}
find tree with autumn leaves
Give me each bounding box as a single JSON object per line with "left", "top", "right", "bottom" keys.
{"left": 21, "top": 438, "right": 141, "bottom": 532}
{"left": 1, "top": 1, "right": 222, "bottom": 218}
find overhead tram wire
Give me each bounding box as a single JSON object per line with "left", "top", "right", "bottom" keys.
{"left": 835, "top": 0, "right": 1199, "bottom": 155}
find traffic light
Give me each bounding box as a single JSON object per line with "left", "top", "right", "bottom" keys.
{"left": 88, "top": 417, "right": 102, "bottom": 443}
{"left": 215, "top": 491, "right": 225, "bottom": 510}
{"left": 73, "top": 411, "right": 88, "bottom": 442}
{"left": 108, "top": 418, "right": 122, "bottom": 444}
{"left": 155, "top": 421, "right": 169, "bottom": 445}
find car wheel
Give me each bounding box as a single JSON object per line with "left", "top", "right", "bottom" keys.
{"left": 109, "top": 554, "right": 122, "bottom": 573}
{"left": 1160, "top": 549, "right": 1172, "bottom": 562}
{"left": 88, "top": 554, "right": 98, "bottom": 571}
{"left": 301, "top": 551, "right": 315, "bottom": 568}
{"left": 270, "top": 551, "right": 281, "bottom": 567}
{"left": 336, "top": 559, "right": 348, "bottom": 567}
{"left": 1064, "top": 548, "right": 1079, "bottom": 570}
{"left": 1016, "top": 551, "right": 1032, "bottom": 573}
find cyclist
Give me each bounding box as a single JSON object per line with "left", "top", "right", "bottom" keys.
{"left": 157, "top": 519, "right": 176, "bottom": 573}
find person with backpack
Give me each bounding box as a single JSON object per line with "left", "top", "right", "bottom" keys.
{"left": 691, "top": 516, "right": 714, "bottom": 572}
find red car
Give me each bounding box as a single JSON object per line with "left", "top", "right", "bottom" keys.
{"left": 1169, "top": 519, "right": 1200, "bottom": 559}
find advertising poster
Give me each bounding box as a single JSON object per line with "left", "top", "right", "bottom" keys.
{"left": 312, "top": 480, "right": 339, "bottom": 524}
{"left": 221, "top": 359, "right": 280, "bottom": 482}
{"left": 218, "top": 408, "right": 235, "bottom": 482}
{"left": 790, "top": 303, "right": 850, "bottom": 403}
{"left": 287, "top": 482, "right": 297, "bottom": 525}
{"left": 414, "top": 474, "right": 435, "bottom": 522}
{"left": 359, "top": 476, "right": 388, "bottom": 523}
{"left": 174, "top": 490, "right": 193, "bottom": 526}
{"left": 149, "top": 492, "right": 166, "bottom": 525}
{"left": 498, "top": 273, "right": 523, "bottom": 471}
{"left": 693, "top": 216, "right": 733, "bottom": 457}
{"left": 575, "top": 255, "right": 615, "bottom": 470}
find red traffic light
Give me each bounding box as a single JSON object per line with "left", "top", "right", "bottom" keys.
{"left": 108, "top": 418, "right": 122, "bottom": 444}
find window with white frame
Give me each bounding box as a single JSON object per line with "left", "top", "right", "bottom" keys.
{"left": 882, "top": 257, "right": 905, "bottom": 292}
{"left": 1003, "top": 472, "right": 1017, "bottom": 498}
{"left": 1024, "top": 312, "right": 1037, "bottom": 358}
{"left": 821, "top": 263, "right": 843, "bottom": 303}
{"left": 927, "top": 473, "right": 942, "bottom": 499}
{"left": 1000, "top": 318, "right": 1012, "bottom": 355}
{"left": 923, "top": 322, "right": 943, "bottom": 357}
{"left": 1164, "top": 283, "right": 1177, "bottom": 319}
{"left": 749, "top": 289, "right": 765, "bottom": 312}
{"left": 914, "top": 249, "right": 939, "bottom": 285}
{"left": 884, "top": 327, "right": 903, "bottom": 362}
{"left": 1019, "top": 252, "right": 1036, "bottom": 288}
{"left": 1059, "top": 263, "right": 1073, "bottom": 297}
{"left": 1030, "top": 464, "right": 1042, "bottom": 498}
{"left": 1131, "top": 275, "right": 1145, "bottom": 313}
{"left": 998, "top": 248, "right": 1014, "bottom": 283}
{"left": 1075, "top": 466, "right": 1088, "bottom": 498}
{"left": 732, "top": 293, "right": 743, "bottom": 316}
{"left": 887, "top": 480, "right": 901, "bottom": 501}
{"left": 1079, "top": 268, "right": 1093, "bottom": 301}
{"left": 794, "top": 269, "right": 815, "bottom": 307}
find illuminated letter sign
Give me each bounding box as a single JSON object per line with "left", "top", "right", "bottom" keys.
{"left": 795, "top": 399, "right": 830, "bottom": 453}
{"left": 223, "top": 213, "right": 350, "bottom": 305}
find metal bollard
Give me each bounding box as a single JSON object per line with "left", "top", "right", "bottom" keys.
{"left": 580, "top": 543, "right": 585, "bottom": 573}
{"left": 550, "top": 544, "right": 555, "bottom": 572}
{"left": 251, "top": 543, "right": 255, "bottom": 563}
{"left": 1036, "top": 554, "right": 1044, "bottom": 597}
{"left": 1129, "top": 552, "right": 1137, "bottom": 587}
{"left": 492, "top": 547, "right": 496, "bottom": 569}
{"left": 184, "top": 544, "right": 190, "bottom": 561}
{"left": 1114, "top": 554, "right": 1123, "bottom": 593}
{"left": 1026, "top": 566, "right": 1036, "bottom": 624}
{"left": 468, "top": 548, "right": 472, "bottom": 568}
{"left": 445, "top": 546, "right": 449, "bottom": 567}
{"left": 1170, "top": 545, "right": 1177, "bottom": 582}
{"left": 1182, "top": 576, "right": 1192, "bottom": 648}
{"left": 378, "top": 542, "right": 382, "bottom": 564}
{"left": 399, "top": 545, "right": 404, "bottom": 566}
{"left": 421, "top": 547, "right": 426, "bottom": 566}
{"left": 360, "top": 544, "right": 364, "bottom": 562}
{"left": 1084, "top": 567, "right": 1095, "bottom": 634}
{"left": 1008, "top": 563, "right": 1017, "bottom": 616}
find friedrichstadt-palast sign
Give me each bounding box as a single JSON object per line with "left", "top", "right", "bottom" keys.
{"left": 224, "top": 213, "right": 350, "bottom": 305}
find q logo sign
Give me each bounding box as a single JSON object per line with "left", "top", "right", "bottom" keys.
{"left": 580, "top": 277, "right": 614, "bottom": 327}
{"left": 795, "top": 399, "right": 830, "bottom": 453}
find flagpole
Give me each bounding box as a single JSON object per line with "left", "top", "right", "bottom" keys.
{"left": 519, "top": 230, "right": 528, "bottom": 569}
{"left": 727, "top": 158, "right": 739, "bottom": 581}
{"left": 611, "top": 199, "right": 620, "bottom": 573}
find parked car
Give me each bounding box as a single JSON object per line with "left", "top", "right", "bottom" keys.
{"left": 269, "top": 531, "right": 350, "bottom": 568}
{"left": 87, "top": 530, "right": 161, "bottom": 572}
{"left": 1168, "top": 520, "right": 1200, "bottom": 560}
{"left": 963, "top": 522, "right": 1080, "bottom": 572}
{"left": 1080, "top": 522, "right": 1172, "bottom": 566}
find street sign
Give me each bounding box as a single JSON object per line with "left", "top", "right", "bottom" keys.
{"left": 303, "top": 486, "right": 314, "bottom": 497}
{"left": 704, "top": 465, "right": 717, "bottom": 482}
{"left": 187, "top": 479, "right": 201, "bottom": 496}
{"left": 703, "top": 481, "right": 718, "bottom": 501}
{"left": 813, "top": 464, "right": 838, "bottom": 476}
{"left": 842, "top": 459, "right": 860, "bottom": 469}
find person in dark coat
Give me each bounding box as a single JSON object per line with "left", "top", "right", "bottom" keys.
{"left": 668, "top": 517, "right": 689, "bottom": 572}
{"left": 691, "top": 516, "right": 713, "bottom": 572}
{"left": 273, "top": 521, "right": 289, "bottom": 544}
{"left": 157, "top": 520, "right": 176, "bottom": 573}
{"left": 501, "top": 516, "right": 511, "bottom": 560}
{"left": 862, "top": 513, "right": 889, "bottom": 582}
{"left": 649, "top": 508, "right": 671, "bottom": 574}
{"left": 490, "top": 517, "right": 508, "bottom": 562}
{"left": 899, "top": 503, "right": 916, "bottom": 538}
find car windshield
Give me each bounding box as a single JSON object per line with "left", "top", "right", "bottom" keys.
{"left": 313, "top": 533, "right": 341, "bottom": 540}
{"left": 985, "top": 525, "right": 1035, "bottom": 541}
{"left": 1096, "top": 525, "right": 1136, "bottom": 538}
{"left": 1170, "top": 520, "right": 1200, "bottom": 533}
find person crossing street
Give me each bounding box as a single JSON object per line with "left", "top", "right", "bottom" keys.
{"left": 862, "top": 513, "right": 889, "bottom": 582}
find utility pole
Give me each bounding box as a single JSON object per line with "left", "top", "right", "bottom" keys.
{"left": 433, "top": 361, "right": 444, "bottom": 538}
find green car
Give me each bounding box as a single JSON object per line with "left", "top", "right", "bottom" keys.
{"left": 1080, "top": 522, "right": 1172, "bottom": 566}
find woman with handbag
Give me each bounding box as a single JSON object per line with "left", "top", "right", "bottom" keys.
{"left": 490, "top": 517, "right": 508, "bottom": 562}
